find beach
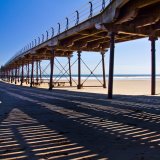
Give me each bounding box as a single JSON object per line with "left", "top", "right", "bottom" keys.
{"left": 0, "top": 80, "right": 160, "bottom": 160}
{"left": 0, "top": 0, "right": 160, "bottom": 159}
{"left": 8, "top": 78, "right": 160, "bottom": 96}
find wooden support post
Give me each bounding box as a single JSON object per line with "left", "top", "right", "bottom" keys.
{"left": 36, "top": 61, "right": 39, "bottom": 84}
{"left": 39, "top": 61, "right": 42, "bottom": 83}
{"left": 6, "top": 70, "right": 8, "bottom": 81}
{"left": 68, "top": 56, "right": 72, "bottom": 87}
{"left": 11, "top": 69, "right": 13, "bottom": 83}
{"left": 101, "top": 51, "right": 106, "bottom": 88}
{"left": 49, "top": 50, "right": 55, "bottom": 90}
{"left": 108, "top": 32, "right": 116, "bottom": 99}
{"left": 8, "top": 69, "right": 10, "bottom": 82}
{"left": 17, "top": 66, "right": 20, "bottom": 83}
{"left": 15, "top": 66, "right": 17, "bottom": 84}
{"left": 21, "top": 62, "right": 24, "bottom": 86}
{"left": 30, "top": 57, "right": 34, "bottom": 87}
{"left": 27, "top": 61, "right": 30, "bottom": 84}
{"left": 77, "top": 51, "right": 82, "bottom": 89}
{"left": 149, "top": 36, "right": 157, "bottom": 95}
{"left": 12, "top": 69, "right": 15, "bottom": 82}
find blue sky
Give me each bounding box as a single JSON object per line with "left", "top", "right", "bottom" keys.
{"left": 0, "top": 0, "right": 159, "bottom": 75}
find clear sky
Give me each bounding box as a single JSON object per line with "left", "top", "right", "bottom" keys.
{"left": 0, "top": 0, "right": 159, "bottom": 75}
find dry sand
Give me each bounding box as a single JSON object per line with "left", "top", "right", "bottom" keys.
{"left": 10, "top": 79, "right": 160, "bottom": 96}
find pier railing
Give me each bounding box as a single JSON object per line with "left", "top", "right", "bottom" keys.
{"left": 6, "top": 0, "right": 112, "bottom": 65}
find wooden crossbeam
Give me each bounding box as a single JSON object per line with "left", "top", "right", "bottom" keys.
{"left": 115, "top": 0, "right": 160, "bottom": 24}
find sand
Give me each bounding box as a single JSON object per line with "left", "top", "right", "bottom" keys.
{"left": 0, "top": 80, "right": 160, "bottom": 160}
{"left": 7, "top": 79, "right": 160, "bottom": 96}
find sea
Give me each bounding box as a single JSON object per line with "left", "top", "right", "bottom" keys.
{"left": 38, "top": 74, "right": 160, "bottom": 81}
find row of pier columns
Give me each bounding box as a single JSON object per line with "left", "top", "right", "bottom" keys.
{"left": 0, "top": 33, "right": 158, "bottom": 99}
{"left": 48, "top": 50, "right": 106, "bottom": 90}
{"left": 0, "top": 59, "right": 42, "bottom": 87}
{"left": 107, "top": 33, "right": 158, "bottom": 98}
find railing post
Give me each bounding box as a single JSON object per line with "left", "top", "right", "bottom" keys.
{"left": 49, "top": 49, "right": 55, "bottom": 90}
{"left": 89, "top": 2, "right": 93, "bottom": 18}
{"left": 57, "top": 23, "right": 61, "bottom": 35}
{"left": 51, "top": 27, "right": 54, "bottom": 37}
{"left": 35, "top": 39, "right": 37, "bottom": 47}
{"left": 77, "top": 51, "right": 82, "bottom": 89}
{"left": 75, "top": 11, "right": 79, "bottom": 25}
{"left": 38, "top": 37, "right": 41, "bottom": 45}
{"left": 66, "top": 17, "right": 69, "bottom": 30}
{"left": 108, "top": 32, "right": 116, "bottom": 99}
{"left": 101, "top": 0, "right": 105, "bottom": 11}
{"left": 46, "top": 31, "right": 49, "bottom": 40}
{"left": 42, "top": 34, "right": 44, "bottom": 43}
{"left": 32, "top": 41, "right": 34, "bottom": 48}
{"left": 101, "top": 51, "right": 106, "bottom": 88}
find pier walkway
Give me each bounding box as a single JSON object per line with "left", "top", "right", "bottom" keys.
{"left": 0, "top": 81, "right": 160, "bottom": 159}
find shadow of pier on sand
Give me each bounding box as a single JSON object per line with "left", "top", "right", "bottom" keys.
{"left": 0, "top": 81, "right": 160, "bottom": 160}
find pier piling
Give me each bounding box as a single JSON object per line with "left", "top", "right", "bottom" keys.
{"left": 108, "top": 32, "right": 116, "bottom": 99}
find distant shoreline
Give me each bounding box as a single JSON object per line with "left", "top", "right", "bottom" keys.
{"left": 31, "top": 74, "right": 160, "bottom": 81}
